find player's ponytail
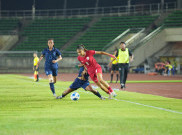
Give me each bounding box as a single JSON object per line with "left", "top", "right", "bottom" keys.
{"left": 77, "top": 44, "right": 87, "bottom": 51}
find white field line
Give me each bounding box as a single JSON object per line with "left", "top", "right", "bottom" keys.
{"left": 113, "top": 98, "right": 182, "bottom": 115}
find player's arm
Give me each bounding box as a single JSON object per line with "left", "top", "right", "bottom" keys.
{"left": 95, "top": 51, "right": 116, "bottom": 58}
{"left": 36, "top": 55, "right": 44, "bottom": 69}
{"left": 52, "top": 55, "right": 62, "bottom": 63}
{"left": 107, "top": 50, "right": 118, "bottom": 67}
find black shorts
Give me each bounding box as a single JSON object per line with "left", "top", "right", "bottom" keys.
{"left": 34, "top": 66, "right": 39, "bottom": 71}
{"left": 111, "top": 64, "right": 118, "bottom": 71}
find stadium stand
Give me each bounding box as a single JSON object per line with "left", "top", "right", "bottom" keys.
{"left": 65, "top": 15, "right": 158, "bottom": 51}
{"left": 12, "top": 17, "right": 91, "bottom": 51}
{"left": 11, "top": 15, "right": 158, "bottom": 53}
{"left": 0, "top": 19, "right": 19, "bottom": 34}
{"left": 164, "top": 10, "right": 182, "bottom": 27}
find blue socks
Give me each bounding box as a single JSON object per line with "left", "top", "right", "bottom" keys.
{"left": 49, "top": 83, "right": 55, "bottom": 94}
{"left": 93, "top": 91, "right": 102, "bottom": 98}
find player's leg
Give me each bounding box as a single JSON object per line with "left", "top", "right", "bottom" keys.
{"left": 97, "top": 73, "right": 109, "bottom": 88}
{"left": 90, "top": 73, "right": 109, "bottom": 94}
{"left": 37, "top": 71, "right": 39, "bottom": 82}
{"left": 116, "top": 70, "right": 119, "bottom": 83}
{"left": 110, "top": 70, "right": 114, "bottom": 83}
{"left": 47, "top": 73, "right": 56, "bottom": 97}
{"left": 56, "top": 88, "right": 76, "bottom": 99}
{"left": 36, "top": 67, "right": 39, "bottom": 82}
{"left": 118, "top": 64, "right": 125, "bottom": 89}
{"left": 48, "top": 67, "right": 58, "bottom": 96}
{"left": 116, "top": 64, "right": 119, "bottom": 83}
{"left": 123, "top": 64, "right": 129, "bottom": 87}
{"left": 57, "top": 78, "right": 80, "bottom": 99}
{"left": 53, "top": 76, "right": 57, "bottom": 84}
{"left": 52, "top": 67, "right": 58, "bottom": 84}
{"left": 82, "top": 81, "right": 104, "bottom": 99}
{"left": 110, "top": 64, "right": 114, "bottom": 83}
{"left": 34, "top": 70, "right": 37, "bottom": 82}
{"left": 97, "top": 73, "right": 116, "bottom": 98}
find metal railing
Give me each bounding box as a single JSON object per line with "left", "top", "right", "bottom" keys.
{"left": 102, "top": 29, "right": 130, "bottom": 51}
{"left": 126, "top": 28, "right": 146, "bottom": 50}
{"left": 129, "top": 25, "right": 164, "bottom": 52}
{"left": 0, "top": 2, "right": 177, "bottom": 19}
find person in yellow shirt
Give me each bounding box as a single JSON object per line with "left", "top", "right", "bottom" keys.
{"left": 33, "top": 53, "right": 39, "bottom": 82}
{"left": 115, "top": 42, "right": 133, "bottom": 89}
{"left": 110, "top": 49, "right": 119, "bottom": 83}
{"left": 165, "top": 61, "right": 173, "bottom": 76}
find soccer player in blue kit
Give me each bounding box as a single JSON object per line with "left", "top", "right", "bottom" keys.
{"left": 36, "top": 39, "right": 62, "bottom": 97}
{"left": 56, "top": 65, "right": 105, "bottom": 100}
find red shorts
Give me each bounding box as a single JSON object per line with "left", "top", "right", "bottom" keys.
{"left": 89, "top": 66, "right": 103, "bottom": 83}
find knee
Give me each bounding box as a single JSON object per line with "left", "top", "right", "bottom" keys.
{"left": 99, "top": 78, "right": 105, "bottom": 83}
{"left": 49, "top": 78, "right": 54, "bottom": 83}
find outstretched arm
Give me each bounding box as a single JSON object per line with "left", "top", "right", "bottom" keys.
{"left": 95, "top": 51, "right": 117, "bottom": 68}
{"left": 95, "top": 51, "right": 116, "bottom": 58}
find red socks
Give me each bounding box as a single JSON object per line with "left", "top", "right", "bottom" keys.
{"left": 108, "top": 86, "right": 113, "bottom": 94}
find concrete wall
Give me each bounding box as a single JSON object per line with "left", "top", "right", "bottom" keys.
{"left": 0, "top": 35, "right": 19, "bottom": 51}
{"left": 0, "top": 55, "right": 110, "bottom": 73}
{"left": 165, "top": 28, "right": 182, "bottom": 42}
{"left": 131, "top": 28, "right": 182, "bottom": 67}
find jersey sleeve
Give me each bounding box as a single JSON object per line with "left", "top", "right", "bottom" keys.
{"left": 88, "top": 50, "right": 96, "bottom": 56}
{"left": 56, "top": 49, "right": 61, "bottom": 56}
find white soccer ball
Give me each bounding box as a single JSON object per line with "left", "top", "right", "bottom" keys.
{"left": 70, "top": 92, "right": 80, "bottom": 101}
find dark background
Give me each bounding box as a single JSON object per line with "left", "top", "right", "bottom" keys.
{"left": 1, "top": 0, "right": 177, "bottom": 10}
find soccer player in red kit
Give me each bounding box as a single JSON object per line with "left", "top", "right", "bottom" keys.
{"left": 77, "top": 45, "right": 117, "bottom": 99}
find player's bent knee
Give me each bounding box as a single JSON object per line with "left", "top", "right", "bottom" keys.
{"left": 49, "top": 78, "right": 54, "bottom": 83}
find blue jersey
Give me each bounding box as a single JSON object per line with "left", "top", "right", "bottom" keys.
{"left": 78, "top": 67, "right": 89, "bottom": 81}
{"left": 42, "top": 47, "right": 61, "bottom": 69}
{"left": 70, "top": 67, "right": 90, "bottom": 90}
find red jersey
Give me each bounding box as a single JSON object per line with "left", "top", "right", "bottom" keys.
{"left": 77, "top": 50, "right": 101, "bottom": 74}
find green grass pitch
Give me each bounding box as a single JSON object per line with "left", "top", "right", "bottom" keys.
{"left": 0, "top": 74, "right": 182, "bottom": 135}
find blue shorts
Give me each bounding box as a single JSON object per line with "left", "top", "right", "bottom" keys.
{"left": 45, "top": 67, "right": 58, "bottom": 76}
{"left": 70, "top": 78, "right": 89, "bottom": 90}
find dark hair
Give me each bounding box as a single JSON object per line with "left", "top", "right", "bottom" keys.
{"left": 48, "top": 38, "right": 54, "bottom": 42}
{"left": 77, "top": 44, "right": 88, "bottom": 51}
{"left": 120, "top": 42, "right": 126, "bottom": 45}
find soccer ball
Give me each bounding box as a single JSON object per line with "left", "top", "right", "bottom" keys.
{"left": 70, "top": 92, "right": 80, "bottom": 101}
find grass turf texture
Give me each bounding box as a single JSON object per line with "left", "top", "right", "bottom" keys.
{"left": 0, "top": 74, "right": 182, "bottom": 135}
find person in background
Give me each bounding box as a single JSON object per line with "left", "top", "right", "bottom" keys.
{"left": 36, "top": 39, "right": 62, "bottom": 97}
{"left": 112, "top": 42, "right": 133, "bottom": 89}
{"left": 165, "top": 61, "right": 173, "bottom": 76}
{"left": 155, "top": 61, "right": 165, "bottom": 75}
{"left": 110, "top": 49, "right": 119, "bottom": 83}
{"left": 33, "top": 52, "right": 39, "bottom": 82}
